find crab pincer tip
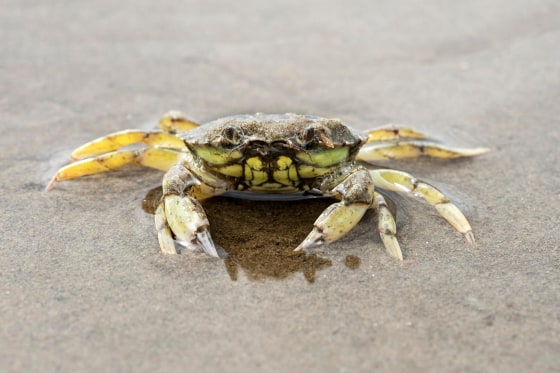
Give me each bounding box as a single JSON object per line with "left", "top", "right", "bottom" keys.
{"left": 465, "top": 231, "right": 477, "bottom": 247}
{"left": 294, "top": 228, "right": 324, "bottom": 252}
{"left": 196, "top": 229, "right": 220, "bottom": 258}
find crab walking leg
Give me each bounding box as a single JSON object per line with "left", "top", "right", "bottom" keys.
{"left": 157, "top": 110, "right": 200, "bottom": 133}
{"left": 70, "top": 130, "right": 187, "bottom": 161}
{"left": 155, "top": 203, "right": 178, "bottom": 255}
{"left": 373, "top": 192, "right": 402, "bottom": 260}
{"left": 157, "top": 162, "right": 225, "bottom": 257}
{"left": 295, "top": 167, "right": 373, "bottom": 252}
{"left": 46, "top": 148, "right": 182, "bottom": 191}
{"left": 357, "top": 141, "right": 489, "bottom": 162}
{"left": 70, "top": 111, "right": 198, "bottom": 160}
{"left": 369, "top": 169, "right": 476, "bottom": 244}
{"left": 366, "top": 125, "right": 429, "bottom": 142}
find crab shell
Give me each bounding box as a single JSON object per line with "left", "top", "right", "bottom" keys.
{"left": 181, "top": 113, "right": 366, "bottom": 192}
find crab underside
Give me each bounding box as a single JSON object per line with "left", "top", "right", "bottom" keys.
{"left": 47, "top": 112, "right": 488, "bottom": 260}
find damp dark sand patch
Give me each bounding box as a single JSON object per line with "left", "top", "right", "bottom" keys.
{"left": 143, "top": 186, "right": 390, "bottom": 281}
{"left": 203, "top": 197, "right": 334, "bottom": 283}
{"left": 143, "top": 187, "right": 336, "bottom": 282}
{"left": 344, "top": 255, "right": 361, "bottom": 270}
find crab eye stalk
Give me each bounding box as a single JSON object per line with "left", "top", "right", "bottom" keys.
{"left": 297, "top": 126, "right": 334, "bottom": 149}
{"left": 221, "top": 126, "right": 243, "bottom": 146}
{"left": 300, "top": 127, "right": 316, "bottom": 144}
{"left": 296, "top": 126, "right": 319, "bottom": 148}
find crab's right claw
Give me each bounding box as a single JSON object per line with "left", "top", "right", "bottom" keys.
{"left": 155, "top": 194, "right": 220, "bottom": 258}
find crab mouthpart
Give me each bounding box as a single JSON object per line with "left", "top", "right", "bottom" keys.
{"left": 248, "top": 140, "right": 292, "bottom": 157}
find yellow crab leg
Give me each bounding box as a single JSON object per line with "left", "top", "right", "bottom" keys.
{"left": 373, "top": 191, "right": 402, "bottom": 260}
{"left": 157, "top": 110, "right": 200, "bottom": 133}
{"left": 70, "top": 130, "right": 187, "bottom": 161}
{"left": 357, "top": 141, "right": 489, "bottom": 162}
{"left": 369, "top": 169, "right": 476, "bottom": 245}
{"left": 69, "top": 111, "right": 198, "bottom": 161}
{"left": 366, "top": 125, "right": 429, "bottom": 142}
{"left": 46, "top": 148, "right": 182, "bottom": 191}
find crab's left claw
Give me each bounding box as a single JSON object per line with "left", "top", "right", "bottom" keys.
{"left": 295, "top": 202, "right": 370, "bottom": 252}
{"left": 156, "top": 162, "right": 229, "bottom": 258}
{"left": 295, "top": 167, "right": 373, "bottom": 253}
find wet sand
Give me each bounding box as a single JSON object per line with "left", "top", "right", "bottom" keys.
{"left": 1, "top": 1, "right": 559, "bottom": 372}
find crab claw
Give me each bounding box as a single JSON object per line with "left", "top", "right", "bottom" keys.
{"left": 182, "top": 229, "right": 229, "bottom": 258}
{"left": 294, "top": 228, "right": 325, "bottom": 251}
{"left": 294, "top": 202, "right": 369, "bottom": 252}
{"left": 157, "top": 194, "right": 222, "bottom": 258}
{"left": 190, "top": 230, "right": 228, "bottom": 258}
{"left": 176, "top": 228, "right": 220, "bottom": 258}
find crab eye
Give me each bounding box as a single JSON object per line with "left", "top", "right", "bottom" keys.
{"left": 297, "top": 126, "right": 334, "bottom": 148}
{"left": 221, "top": 126, "right": 243, "bottom": 146}
{"left": 298, "top": 126, "right": 316, "bottom": 145}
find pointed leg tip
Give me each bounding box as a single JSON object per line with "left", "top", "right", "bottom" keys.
{"left": 158, "top": 234, "right": 179, "bottom": 255}
{"left": 159, "top": 241, "right": 179, "bottom": 255}
{"left": 392, "top": 251, "right": 404, "bottom": 261}
{"left": 386, "top": 249, "right": 403, "bottom": 260}
{"left": 381, "top": 235, "right": 403, "bottom": 260}
{"left": 465, "top": 231, "right": 476, "bottom": 246}
{"left": 45, "top": 177, "right": 57, "bottom": 192}
{"left": 464, "top": 147, "right": 491, "bottom": 157}
{"left": 160, "top": 246, "right": 179, "bottom": 255}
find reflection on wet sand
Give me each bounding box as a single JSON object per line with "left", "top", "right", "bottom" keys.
{"left": 224, "top": 250, "right": 332, "bottom": 283}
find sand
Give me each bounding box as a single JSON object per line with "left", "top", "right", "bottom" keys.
{"left": 1, "top": 1, "right": 559, "bottom": 372}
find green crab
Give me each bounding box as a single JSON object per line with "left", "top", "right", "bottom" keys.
{"left": 47, "top": 112, "right": 488, "bottom": 260}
